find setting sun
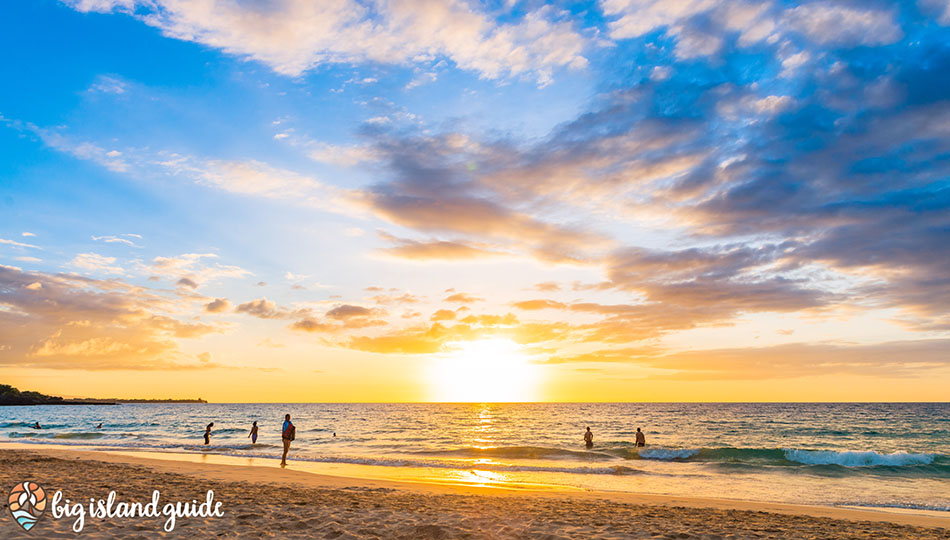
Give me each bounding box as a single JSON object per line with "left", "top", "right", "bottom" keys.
{"left": 429, "top": 339, "right": 540, "bottom": 402}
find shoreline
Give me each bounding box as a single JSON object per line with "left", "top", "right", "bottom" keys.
{"left": 2, "top": 442, "right": 948, "bottom": 531}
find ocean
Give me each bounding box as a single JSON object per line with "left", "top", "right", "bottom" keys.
{"left": 3, "top": 402, "right": 948, "bottom": 512}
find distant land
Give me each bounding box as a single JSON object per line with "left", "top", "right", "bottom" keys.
{"left": 0, "top": 384, "right": 206, "bottom": 405}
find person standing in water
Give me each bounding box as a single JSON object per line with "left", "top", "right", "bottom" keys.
{"left": 248, "top": 421, "right": 259, "bottom": 444}
{"left": 33, "top": 422, "right": 41, "bottom": 430}
{"left": 280, "top": 414, "right": 295, "bottom": 466}
{"left": 584, "top": 426, "right": 594, "bottom": 448}
{"left": 204, "top": 422, "right": 214, "bottom": 445}
{"left": 635, "top": 427, "right": 646, "bottom": 447}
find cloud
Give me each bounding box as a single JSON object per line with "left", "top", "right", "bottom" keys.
{"left": 444, "top": 292, "right": 483, "bottom": 303}
{"left": 0, "top": 238, "right": 40, "bottom": 249}
{"left": 369, "top": 290, "right": 422, "bottom": 305}
{"left": 325, "top": 304, "right": 388, "bottom": 328}
{"left": 304, "top": 141, "right": 378, "bottom": 167}
{"left": 352, "top": 130, "right": 612, "bottom": 264}
{"left": 155, "top": 154, "right": 347, "bottom": 210}
{"left": 377, "top": 231, "right": 506, "bottom": 260}
{"left": 176, "top": 277, "right": 199, "bottom": 289}
{"left": 430, "top": 309, "right": 457, "bottom": 321}
{"left": 512, "top": 299, "right": 567, "bottom": 310}
{"left": 784, "top": 3, "right": 903, "bottom": 46}
{"left": 70, "top": 252, "right": 125, "bottom": 275}
{"left": 26, "top": 124, "right": 129, "bottom": 172}
{"left": 920, "top": 0, "right": 950, "bottom": 25}
{"left": 63, "top": 0, "right": 589, "bottom": 84}
{"left": 348, "top": 29, "right": 950, "bottom": 338}
{"left": 88, "top": 74, "right": 128, "bottom": 94}
{"left": 540, "top": 338, "right": 950, "bottom": 380}
{"left": 92, "top": 234, "right": 142, "bottom": 247}
{"left": 0, "top": 264, "right": 220, "bottom": 370}
{"left": 7, "top": 119, "right": 353, "bottom": 215}
{"left": 290, "top": 318, "right": 335, "bottom": 333}
{"left": 346, "top": 322, "right": 482, "bottom": 354}
{"left": 235, "top": 298, "right": 284, "bottom": 319}
{"left": 602, "top": 0, "right": 902, "bottom": 61}
{"left": 326, "top": 304, "right": 374, "bottom": 319}
{"left": 205, "top": 298, "right": 230, "bottom": 313}
{"left": 532, "top": 282, "right": 561, "bottom": 292}
{"left": 148, "top": 253, "right": 251, "bottom": 285}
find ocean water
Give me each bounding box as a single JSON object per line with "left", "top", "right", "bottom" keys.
{"left": 3, "top": 402, "right": 949, "bottom": 512}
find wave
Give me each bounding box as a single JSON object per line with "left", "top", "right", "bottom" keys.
{"left": 1, "top": 422, "right": 71, "bottom": 429}
{"left": 637, "top": 448, "right": 701, "bottom": 460}
{"left": 0, "top": 422, "right": 37, "bottom": 428}
{"left": 784, "top": 449, "right": 936, "bottom": 467}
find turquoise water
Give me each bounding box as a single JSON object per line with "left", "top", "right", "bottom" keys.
{"left": 3, "top": 403, "right": 948, "bottom": 511}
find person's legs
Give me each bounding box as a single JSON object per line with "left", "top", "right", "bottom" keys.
{"left": 281, "top": 439, "right": 290, "bottom": 465}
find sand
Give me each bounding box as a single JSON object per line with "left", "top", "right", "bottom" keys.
{"left": 1, "top": 446, "right": 948, "bottom": 539}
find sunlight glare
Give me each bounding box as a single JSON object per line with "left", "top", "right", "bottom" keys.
{"left": 429, "top": 338, "right": 539, "bottom": 402}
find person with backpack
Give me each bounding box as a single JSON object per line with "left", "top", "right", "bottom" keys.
{"left": 280, "top": 414, "right": 295, "bottom": 466}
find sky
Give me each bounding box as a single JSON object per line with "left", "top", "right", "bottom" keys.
{"left": 1, "top": 0, "right": 949, "bottom": 402}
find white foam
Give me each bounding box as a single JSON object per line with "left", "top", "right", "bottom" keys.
{"left": 638, "top": 448, "right": 700, "bottom": 460}
{"left": 784, "top": 449, "right": 935, "bottom": 467}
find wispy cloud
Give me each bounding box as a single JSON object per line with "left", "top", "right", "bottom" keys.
{"left": 92, "top": 234, "right": 142, "bottom": 247}
{"left": 0, "top": 238, "right": 40, "bottom": 249}
{"left": 63, "top": 0, "right": 589, "bottom": 84}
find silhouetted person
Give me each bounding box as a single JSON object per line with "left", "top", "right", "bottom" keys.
{"left": 584, "top": 426, "right": 593, "bottom": 448}
{"left": 635, "top": 427, "right": 645, "bottom": 447}
{"left": 248, "top": 421, "right": 259, "bottom": 444}
{"left": 33, "top": 422, "right": 41, "bottom": 430}
{"left": 204, "top": 422, "right": 214, "bottom": 445}
{"left": 96, "top": 423, "right": 103, "bottom": 429}
{"left": 281, "top": 414, "right": 295, "bottom": 466}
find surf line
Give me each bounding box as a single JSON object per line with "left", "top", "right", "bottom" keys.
{"left": 50, "top": 489, "right": 224, "bottom": 532}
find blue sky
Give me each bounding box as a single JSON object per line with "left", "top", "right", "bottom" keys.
{"left": 1, "top": 0, "right": 949, "bottom": 401}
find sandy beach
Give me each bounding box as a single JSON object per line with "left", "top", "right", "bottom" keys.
{"left": 2, "top": 446, "right": 947, "bottom": 539}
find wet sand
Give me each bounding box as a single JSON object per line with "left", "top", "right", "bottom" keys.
{"left": 1, "top": 446, "right": 948, "bottom": 539}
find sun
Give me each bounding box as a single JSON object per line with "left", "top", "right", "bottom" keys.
{"left": 429, "top": 338, "right": 540, "bottom": 402}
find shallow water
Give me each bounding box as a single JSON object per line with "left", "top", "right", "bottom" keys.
{"left": 4, "top": 402, "right": 948, "bottom": 511}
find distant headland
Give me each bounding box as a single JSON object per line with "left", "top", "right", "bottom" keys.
{"left": 0, "top": 384, "right": 206, "bottom": 405}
